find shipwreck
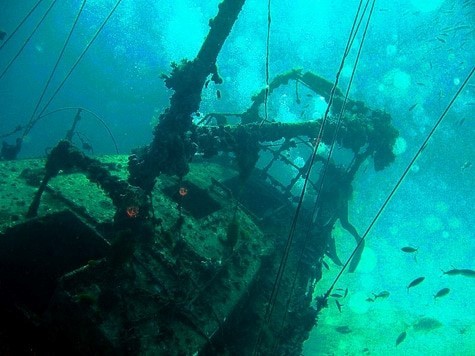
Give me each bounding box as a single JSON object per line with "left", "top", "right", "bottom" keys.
{"left": 0, "top": 1, "right": 403, "bottom": 354}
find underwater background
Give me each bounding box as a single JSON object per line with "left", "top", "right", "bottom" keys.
{"left": 0, "top": 0, "right": 474, "bottom": 355}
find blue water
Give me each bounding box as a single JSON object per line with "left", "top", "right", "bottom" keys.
{"left": 1, "top": 0, "right": 474, "bottom": 354}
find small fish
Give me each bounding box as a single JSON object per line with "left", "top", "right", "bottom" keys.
{"left": 434, "top": 287, "right": 450, "bottom": 299}
{"left": 442, "top": 24, "right": 471, "bottom": 32}
{"left": 373, "top": 291, "right": 390, "bottom": 299}
{"left": 442, "top": 268, "right": 475, "bottom": 277}
{"left": 436, "top": 36, "right": 446, "bottom": 43}
{"left": 408, "top": 103, "right": 418, "bottom": 111}
{"left": 413, "top": 317, "right": 443, "bottom": 332}
{"left": 416, "top": 82, "right": 426, "bottom": 86}
{"left": 396, "top": 331, "right": 407, "bottom": 346}
{"left": 335, "top": 325, "right": 352, "bottom": 334}
{"left": 335, "top": 300, "right": 343, "bottom": 312}
{"left": 456, "top": 118, "right": 465, "bottom": 126}
{"left": 407, "top": 277, "right": 425, "bottom": 292}
{"left": 344, "top": 287, "right": 349, "bottom": 298}
{"left": 331, "top": 293, "right": 343, "bottom": 298}
{"left": 365, "top": 297, "right": 374, "bottom": 302}
{"left": 461, "top": 161, "right": 472, "bottom": 171}
{"left": 216, "top": 89, "right": 221, "bottom": 99}
{"left": 0, "top": 30, "right": 6, "bottom": 41}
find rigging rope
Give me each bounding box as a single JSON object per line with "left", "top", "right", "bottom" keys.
{"left": 265, "top": 0, "right": 372, "bottom": 322}
{"left": 323, "top": 64, "right": 475, "bottom": 301}
{"left": 261, "top": 0, "right": 272, "bottom": 127}
{"left": 0, "top": 0, "right": 44, "bottom": 51}
{"left": 37, "top": 106, "right": 119, "bottom": 154}
{"left": 272, "top": 0, "right": 376, "bottom": 352}
{"left": 255, "top": 1, "right": 374, "bottom": 354}
{"left": 0, "top": 0, "right": 57, "bottom": 81}
{"left": 310, "top": 0, "right": 375, "bottom": 229}
{"left": 22, "top": 0, "right": 124, "bottom": 139}
{"left": 22, "top": 0, "right": 87, "bottom": 138}
{"left": 319, "top": 0, "right": 374, "bottom": 181}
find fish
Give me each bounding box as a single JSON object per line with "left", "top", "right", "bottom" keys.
{"left": 344, "top": 287, "right": 348, "bottom": 298}
{"left": 436, "top": 36, "right": 446, "bottom": 43}
{"left": 335, "top": 300, "right": 343, "bottom": 312}
{"left": 395, "top": 331, "right": 406, "bottom": 346}
{"left": 408, "top": 103, "right": 418, "bottom": 111}
{"left": 461, "top": 161, "right": 472, "bottom": 171}
{"left": 216, "top": 89, "right": 221, "bottom": 99}
{"left": 407, "top": 277, "right": 425, "bottom": 292}
{"left": 434, "top": 288, "right": 450, "bottom": 300}
{"left": 365, "top": 297, "right": 374, "bottom": 302}
{"left": 330, "top": 293, "right": 343, "bottom": 298}
{"left": 412, "top": 317, "right": 442, "bottom": 332}
{"left": 442, "top": 24, "right": 471, "bottom": 33}
{"left": 442, "top": 268, "right": 475, "bottom": 277}
{"left": 456, "top": 118, "right": 465, "bottom": 126}
{"left": 372, "top": 291, "right": 390, "bottom": 299}
{"left": 335, "top": 325, "right": 352, "bottom": 334}
{"left": 0, "top": 30, "right": 7, "bottom": 41}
